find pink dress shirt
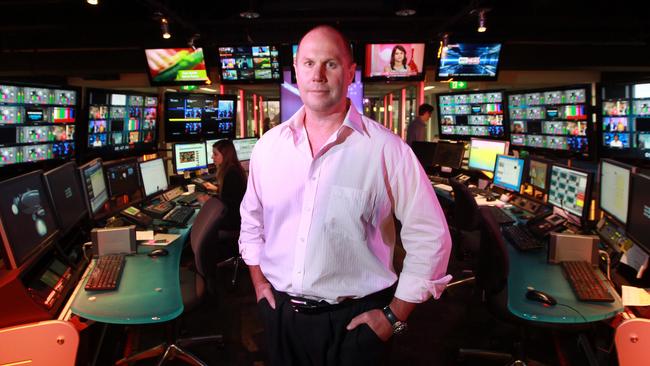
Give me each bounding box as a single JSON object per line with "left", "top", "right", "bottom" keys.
{"left": 239, "top": 104, "right": 452, "bottom": 303}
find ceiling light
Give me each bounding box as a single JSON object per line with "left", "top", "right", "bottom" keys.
{"left": 424, "top": 86, "right": 436, "bottom": 91}
{"left": 160, "top": 17, "right": 171, "bottom": 39}
{"left": 240, "top": 10, "right": 260, "bottom": 19}
{"left": 200, "top": 87, "right": 217, "bottom": 93}
{"left": 395, "top": 8, "right": 416, "bottom": 16}
{"left": 442, "top": 33, "right": 449, "bottom": 50}
{"left": 86, "top": 0, "right": 98, "bottom": 5}
{"left": 477, "top": 9, "right": 488, "bottom": 33}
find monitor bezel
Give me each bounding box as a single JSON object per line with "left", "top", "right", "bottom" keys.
{"left": 143, "top": 47, "right": 212, "bottom": 86}
{"left": 77, "top": 157, "right": 108, "bottom": 218}
{"left": 467, "top": 138, "right": 510, "bottom": 173}
{"left": 547, "top": 163, "right": 593, "bottom": 223}
{"left": 436, "top": 89, "right": 507, "bottom": 141}
{"left": 43, "top": 161, "right": 88, "bottom": 235}
{"left": 102, "top": 157, "right": 142, "bottom": 199}
{"left": 626, "top": 172, "right": 650, "bottom": 253}
{"left": 173, "top": 142, "right": 209, "bottom": 174}
{"left": 0, "top": 170, "right": 60, "bottom": 270}
{"left": 598, "top": 158, "right": 635, "bottom": 226}
{"left": 216, "top": 44, "right": 283, "bottom": 85}
{"left": 492, "top": 154, "right": 525, "bottom": 193}
{"left": 362, "top": 42, "right": 428, "bottom": 82}
{"left": 138, "top": 157, "right": 169, "bottom": 199}
{"left": 434, "top": 41, "right": 503, "bottom": 82}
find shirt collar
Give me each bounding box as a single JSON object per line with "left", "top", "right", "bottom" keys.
{"left": 280, "top": 100, "right": 368, "bottom": 143}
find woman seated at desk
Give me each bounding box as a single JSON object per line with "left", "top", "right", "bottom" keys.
{"left": 201, "top": 140, "right": 247, "bottom": 231}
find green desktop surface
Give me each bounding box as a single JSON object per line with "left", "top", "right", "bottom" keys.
{"left": 71, "top": 225, "right": 191, "bottom": 325}
{"left": 507, "top": 243, "right": 624, "bottom": 324}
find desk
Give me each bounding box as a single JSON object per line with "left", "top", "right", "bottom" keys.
{"left": 70, "top": 215, "right": 194, "bottom": 325}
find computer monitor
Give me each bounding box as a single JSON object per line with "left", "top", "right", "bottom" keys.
{"left": 79, "top": 158, "right": 109, "bottom": 217}
{"left": 528, "top": 157, "right": 551, "bottom": 191}
{"left": 627, "top": 173, "right": 650, "bottom": 253}
{"left": 432, "top": 141, "right": 465, "bottom": 169}
{"left": 232, "top": 138, "right": 258, "bottom": 161}
{"left": 547, "top": 164, "right": 593, "bottom": 222}
{"left": 599, "top": 159, "right": 633, "bottom": 225}
{"left": 492, "top": 155, "right": 525, "bottom": 192}
{"left": 467, "top": 138, "right": 509, "bottom": 173}
{"left": 0, "top": 170, "right": 59, "bottom": 269}
{"left": 43, "top": 162, "right": 88, "bottom": 235}
{"left": 139, "top": 158, "right": 168, "bottom": 198}
{"left": 173, "top": 142, "right": 208, "bottom": 173}
{"left": 204, "top": 138, "right": 226, "bottom": 162}
{"left": 411, "top": 141, "right": 437, "bottom": 169}
{"left": 104, "top": 158, "right": 141, "bottom": 198}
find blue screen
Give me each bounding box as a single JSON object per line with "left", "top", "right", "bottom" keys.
{"left": 492, "top": 155, "right": 524, "bottom": 192}
{"left": 437, "top": 43, "right": 502, "bottom": 80}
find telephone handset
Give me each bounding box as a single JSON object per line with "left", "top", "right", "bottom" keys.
{"left": 121, "top": 206, "right": 153, "bottom": 227}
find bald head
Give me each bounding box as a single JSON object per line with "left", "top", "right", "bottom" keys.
{"left": 297, "top": 25, "right": 354, "bottom": 66}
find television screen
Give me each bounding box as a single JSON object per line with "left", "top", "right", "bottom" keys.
{"left": 548, "top": 164, "right": 592, "bottom": 221}
{"left": 233, "top": 137, "right": 258, "bottom": 161}
{"left": 43, "top": 162, "right": 88, "bottom": 235}
{"left": 218, "top": 45, "right": 281, "bottom": 83}
{"left": 173, "top": 142, "right": 208, "bottom": 173}
{"left": 363, "top": 43, "right": 425, "bottom": 81}
{"left": 0, "top": 170, "right": 59, "bottom": 269}
{"left": 164, "top": 93, "right": 237, "bottom": 142}
{"left": 436, "top": 43, "right": 502, "bottom": 81}
{"left": 0, "top": 83, "right": 77, "bottom": 168}
{"left": 507, "top": 85, "right": 591, "bottom": 157}
{"left": 467, "top": 138, "right": 509, "bottom": 173}
{"left": 493, "top": 155, "right": 525, "bottom": 192}
{"left": 599, "top": 159, "right": 632, "bottom": 225}
{"left": 86, "top": 89, "right": 159, "bottom": 156}
{"left": 79, "top": 158, "right": 109, "bottom": 217}
{"left": 139, "top": 158, "right": 168, "bottom": 198}
{"left": 437, "top": 90, "right": 504, "bottom": 140}
{"left": 600, "top": 82, "right": 650, "bottom": 161}
{"left": 145, "top": 48, "right": 210, "bottom": 86}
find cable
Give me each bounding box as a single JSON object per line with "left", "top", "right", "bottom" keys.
{"left": 555, "top": 303, "right": 588, "bottom": 323}
{"left": 82, "top": 241, "right": 93, "bottom": 263}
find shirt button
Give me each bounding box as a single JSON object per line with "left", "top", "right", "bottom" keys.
{"left": 300, "top": 238, "right": 305, "bottom": 242}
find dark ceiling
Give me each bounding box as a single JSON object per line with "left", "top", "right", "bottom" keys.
{"left": 1, "top": 0, "right": 650, "bottom": 79}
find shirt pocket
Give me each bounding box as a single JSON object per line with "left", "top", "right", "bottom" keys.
{"left": 325, "top": 185, "right": 374, "bottom": 241}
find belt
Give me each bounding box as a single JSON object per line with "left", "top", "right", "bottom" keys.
{"left": 276, "top": 285, "right": 395, "bottom": 315}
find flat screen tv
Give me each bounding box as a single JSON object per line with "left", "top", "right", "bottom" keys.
{"left": 363, "top": 43, "right": 426, "bottom": 81}
{"left": 164, "top": 93, "right": 237, "bottom": 142}
{"left": 145, "top": 48, "right": 210, "bottom": 86}
{"left": 436, "top": 43, "right": 502, "bottom": 81}
{"left": 218, "top": 45, "right": 282, "bottom": 83}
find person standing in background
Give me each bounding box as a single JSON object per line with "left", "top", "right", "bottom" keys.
{"left": 406, "top": 103, "right": 434, "bottom": 146}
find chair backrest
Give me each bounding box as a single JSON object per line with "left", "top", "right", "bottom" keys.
{"left": 476, "top": 206, "right": 510, "bottom": 296}
{"left": 190, "top": 197, "right": 227, "bottom": 278}
{"left": 449, "top": 178, "right": 480, "bottom": 231}
{"left": 615, "top": 318, "right": 650, "bottom": 366}
{"left": 0, "top": 320, "right": 78, "bottom": 365}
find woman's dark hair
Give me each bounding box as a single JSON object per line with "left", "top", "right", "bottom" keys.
{"left": 213, "top": 139, "right": 247, "bottom": 193}
{"left": 390, "top": 45, "right": 408, "bottom": 70}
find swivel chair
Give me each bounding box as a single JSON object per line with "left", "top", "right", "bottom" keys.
{"left": 615, "top": 317, "right": 650, "bottom": 366}
{"left": 216, "top": 230, "right": 243, "bottom": 288}
{"left": 116, "top": 197, "right": 226, "bottom": 365}
{"left": 458, "top": 206, "right": 545, "bottom": 366}
{"left": 446, "top": 178, "right": 481, "bottom": 288}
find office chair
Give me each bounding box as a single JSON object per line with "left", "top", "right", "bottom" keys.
{"left": 448, "top": 177, "right": 481, "bottom": 270}
{"left": 458, "top": 206, "right": 545, "bottom": 366}
{"left": 615, "top": 317, "right": 650, "bottom": 366}
{"left": 216, "top": 230, "right": 243, "bottom": 288}
{"left": 0, "top": 320, "right": 79, "bottom": 366}
{"left": 116, "top": 197, "right": 226, "bottom": 365}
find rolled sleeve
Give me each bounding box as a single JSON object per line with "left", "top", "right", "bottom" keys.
{"left": 395, "top": 273, "right": 453, "bottom": 302}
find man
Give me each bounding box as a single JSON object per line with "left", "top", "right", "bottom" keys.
{"left": 405, "top": 103, "right": 434, "bottom": 146}
{"left": 610, "top": 133, "right": 623, "bottom": 148}
{"left": 239, "top": 25, "right": 451, "bottom": 366}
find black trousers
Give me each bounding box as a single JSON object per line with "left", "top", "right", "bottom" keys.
{"left": 258, "top": 288, "right": 394, "bottom": 366}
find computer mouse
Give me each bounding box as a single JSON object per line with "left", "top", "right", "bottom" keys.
{"left": 486, "top": 194, "right": 497, "bottom": 202}
{"left": 525, "top": 289, "right": 557, "bottom": 306}
{"left": 148, "top": 248, "right": 169, "bottom": 257}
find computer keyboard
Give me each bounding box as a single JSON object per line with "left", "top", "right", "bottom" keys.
{"left": 468, "top": 187, "right": 498, "bottom": 199}
{"left": 85, "top": 254, "right": 126, "bottom": 291}
{"left": 486, "top": 206, "right": 516, "bottom": 225}
{"left": 428, "top": 175, "right": 449, "bottom": 185}
{"left": 561, "top": 261, "right": 615, "bottom": 302}
{"left": 176, "top": 192, "right": 200, "bottom": 205}
{"left": 143, "top": 200, "right": 175, "bottom": 217}
{"left": 162, "top": 205, "right": 195, "bottom": 225}
{"left": 502, "top": 224, "right": 545, "bottom": 251}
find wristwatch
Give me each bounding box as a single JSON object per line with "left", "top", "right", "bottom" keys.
{"left": 382, "top": 305, "right": 408, "bottom": 335}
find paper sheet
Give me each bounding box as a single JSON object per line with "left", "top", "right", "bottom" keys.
{"left": 136, "top": 230, "right": 154, "bottom": 241}
{"left": 139, "top": 233, "right": 180, "bottom": 246}
{"left": 622, "top": 285, "right": 650, "bottom": 306}
{"left": 621, "top": 244, "right": 650, "bottom": 279}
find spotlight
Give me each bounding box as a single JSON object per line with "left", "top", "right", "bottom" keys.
{"left": 188, "top": 33, "right": 201, "bottom": 49}
{"left": 86, "top": 0, "right": 98, "bottom": 5}
{"left": 395, "top": 8, "right": 416, "bottom": 17}
{"left": 476, "top": 9, "right": 488, "bottom": 33}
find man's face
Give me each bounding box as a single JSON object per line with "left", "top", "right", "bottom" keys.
{"left": 294, "top": 29, "right": 356, "bottom": 114}
{"left": 422, "top": 111, "right": 432, "bottom": 122}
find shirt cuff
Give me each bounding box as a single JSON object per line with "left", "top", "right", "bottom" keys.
{"left": 239, "top": 241, "right": 261, "bottom": 266}
{"left": 394, "top": 273, "right": 453, "bottom": 303}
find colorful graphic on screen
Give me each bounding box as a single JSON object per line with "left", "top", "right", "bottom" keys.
{"left": 145, "top": 48, "right": 209, "bottom": 85}
{"left": 437, "top": 43, "right": 501, "bottom": 80}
